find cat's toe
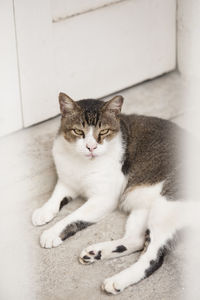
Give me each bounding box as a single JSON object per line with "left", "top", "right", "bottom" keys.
{"left": 32, "top": 207, "right": 56, "bottom": 226}
{"left": 102, "top": 277, "right": 123, "bottom": 295}
{"left": 40, "top": 229, "right": 62, "bottom": 248}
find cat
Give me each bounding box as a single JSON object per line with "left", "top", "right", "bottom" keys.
{"left": 32, "top": 92, "right": 197, "bottom": 295}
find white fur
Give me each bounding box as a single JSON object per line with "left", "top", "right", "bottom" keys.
{"left": 80, "top": 209, "right": 148, "bottom": 264}
{"left": 120, "top": 182, "right": 164, "bottom": 213}
{"left": 53, "top": 129, "right": 126, "bottom": 200}
{"left": 32, "top": 127, "right": 127, "bottom": 248}
{"left": 32, "top": 180, "right": 70, "bottom": 226}
{"left": 102, "top": 198, "right": 200, "bottom": 295}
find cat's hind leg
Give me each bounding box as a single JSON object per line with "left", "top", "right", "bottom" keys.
{"left": 32, "top": 180, "right": 74, "bottom": 226}
{"left": 102, "top": 198, "right": 191, "bottom": 295}
{"left": 79, "top": 209, "right": 148, "bottom": 264}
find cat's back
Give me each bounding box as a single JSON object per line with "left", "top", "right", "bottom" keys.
{"left": 120, "top": 113, "right": 183, "bottom": 186}
{"left": 120, "top": 113, "right": 180, "bottom": 137}
{"left": 120, "top": 113, "right": 182, "bottom": 154}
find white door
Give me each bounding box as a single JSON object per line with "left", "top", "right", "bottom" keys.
{"left": 11, "top": 0, "right": 176, "bottom": 129}
{"left": 0, "top": 0, "right": 22, "bottom": 137}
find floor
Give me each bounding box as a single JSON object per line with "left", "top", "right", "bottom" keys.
{"left": 0, "top": 71, "right": 189, "bottom": 300}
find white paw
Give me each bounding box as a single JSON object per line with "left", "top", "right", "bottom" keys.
{"left": 40, "top": 228, "right": 62, "bottom": 248}
{"left": 102, "top": 277, "right": 124, "bottom": 295}
{"left": 79, "top": 246, "right": 102, "bottom": 264}
{"left": 32, "top": 205, "right": 57, "bottom": 226}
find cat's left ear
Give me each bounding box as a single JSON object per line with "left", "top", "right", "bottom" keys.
{"left": 103, "top": 95, "right": 124, "bottom": 115}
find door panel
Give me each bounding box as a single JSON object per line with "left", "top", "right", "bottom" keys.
{"left": 51, "top": 0, "right": 125, "bottom": 21}
{"left": 53, "top": 0, "right": 176, "bottom": 99}
{"left": 13, "top": 0, "right": 176, "bottom": 128}
{"left": 0, "top": 0, "right": 22, "bottom": 137}
{"left": 13, "top": 0, "right": 58, "bottom": 127}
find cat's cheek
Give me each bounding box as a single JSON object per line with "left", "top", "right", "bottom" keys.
{"left": 94, "top": 142, "right": 108, "bottom": 156}
{"left": 75, "top": 138, "right": 88, "bottom": 156}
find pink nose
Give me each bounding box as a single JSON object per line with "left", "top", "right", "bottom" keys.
{"left": 86, "top": 144, "right": 97, "bottom": 152}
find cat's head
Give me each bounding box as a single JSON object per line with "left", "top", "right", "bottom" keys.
{"left": 58, "top": 92, "right": 123, "bottom": 159}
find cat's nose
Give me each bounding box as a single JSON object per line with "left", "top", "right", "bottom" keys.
{"left": 86, "top": 144, "right": 97, "bottom": 152}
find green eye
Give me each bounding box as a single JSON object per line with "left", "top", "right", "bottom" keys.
{"left": 100, "top": 129, "right": 110, "bottom": 135}
{"left": 72, "top": 129, "right": 84, "bottom": 135}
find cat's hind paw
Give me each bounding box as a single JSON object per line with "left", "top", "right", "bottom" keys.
{"left": 79, "top": 247, "right": 102, "bottom": 264}
{"left": 102, "top": 277, "right": 124, "bottom": 295}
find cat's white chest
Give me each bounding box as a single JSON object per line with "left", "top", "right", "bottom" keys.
{"left": 53, "top": 135, "right": 126, "bottom": 200}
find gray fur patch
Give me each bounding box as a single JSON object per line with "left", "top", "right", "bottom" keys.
{"left": 60, "top": 221, "right": 93, "bottom": 241}
{"left": 144, "top": 247, "right": 166, "bottom": 278}
{"left": 144, "top": 238, "right": 173, "bottom": 278}
{"left": 120, "top": 114, "right": 184, "bottom": 201}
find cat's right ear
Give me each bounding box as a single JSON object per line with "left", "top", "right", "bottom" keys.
{"left": 59, "top": 92, "right": 79, "bottom": 116}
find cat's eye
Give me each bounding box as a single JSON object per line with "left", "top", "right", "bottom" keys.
{"left": 100, "top": 129, "right": 110, "bottom": 135}
{"left": 72, "top": 129, "right": 84, "bottom": 135}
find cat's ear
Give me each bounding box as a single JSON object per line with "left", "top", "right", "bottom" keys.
{"left": 103, "top": 95, "right": 124, "bottom": 115}
{"left": 59, "top": 92, "right": 80, "bottom": 116}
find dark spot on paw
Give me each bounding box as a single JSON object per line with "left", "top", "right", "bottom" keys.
{"left": 89, "top": 251, "right": 95, "bottom": 255}
{"left": 112, "top": 245, "right": 127, "bottom": 253}
{"left": 83, "top": 255, "right": 90, "bottom": 260}
{"left": 94, "top": 250, "right": 101, "bottom": 260}
{"left": 143, "top": 229, "right": 151, "bottom": 253}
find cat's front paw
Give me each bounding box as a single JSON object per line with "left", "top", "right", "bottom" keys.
{"left": 102, "top": 276, "right": 124, "bottom": 295}
{"left": 40, "top": 228, "right": 62, "bottom": 248}
{"left": 32, "top": 205, "right": 58, "bottom": 226}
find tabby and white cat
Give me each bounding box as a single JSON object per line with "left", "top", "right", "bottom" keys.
{"left": 32, "top": 93, "right": 196, "bottom": 295}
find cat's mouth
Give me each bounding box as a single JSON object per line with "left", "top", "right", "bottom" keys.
{"left": 85, "top": 153, "right": 97, "bottom": 159}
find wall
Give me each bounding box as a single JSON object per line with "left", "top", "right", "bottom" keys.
{"left": 177, "top": 2, "right": 200, "bottom": 300}
{"left": 177, "top": 0, "right": 200, "bottom": 125}
{"left": 177, "top": 0, "right": 200, "bottom": 82}
{"left": 0, "top": 0, "right": 22, "bottom": 137}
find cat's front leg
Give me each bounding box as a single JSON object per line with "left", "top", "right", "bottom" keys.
{"left": 32, "top": 180, "right": 73, "bottom": 226}
{"left": 40, "top": 196, "right": 117, "bottom": 248}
